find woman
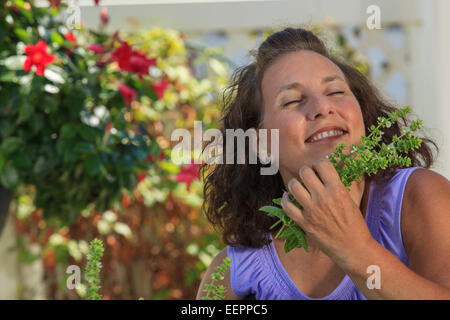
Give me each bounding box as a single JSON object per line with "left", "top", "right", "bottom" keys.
{"left": 196, "top": 27, "right": 450, "bottom": 300}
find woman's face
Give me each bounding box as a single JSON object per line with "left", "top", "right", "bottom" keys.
{"left": 260, "top": 50, "right": 365, "bottom": 182}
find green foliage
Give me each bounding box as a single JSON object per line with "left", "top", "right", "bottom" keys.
{"left": 200, "top": 257, "right": 232, "bottom": 300}
{"left": 85, "top": 238, "right": 104, "bottom": 300}
{"left": 260, "top": 106, "right": 423, "bottom": 253}
{"left": 0, "top": 1, "right": 162, "bottom": 226}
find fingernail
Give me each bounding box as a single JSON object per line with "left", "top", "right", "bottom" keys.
{"left": 288, "top": 179, "right": 295, "bottom": 193}
{"left": 282, "top": 191, "right": 288, "bottom": 205}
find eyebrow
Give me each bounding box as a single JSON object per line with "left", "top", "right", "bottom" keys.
{"left": 275, "top": 75, "right": 345, "bottom": 99}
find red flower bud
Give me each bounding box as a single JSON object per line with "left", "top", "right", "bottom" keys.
{"left": 65, "top": 32, "right": 77, "bottom": 45}
{"left": 105, "top": 121, "right": 112, "bottom": 132}
{"left": 121, "top": 195, "right": 130, "bottom": 208}
{"left": 100, "top": 7, "right": 109, "bottom": 24}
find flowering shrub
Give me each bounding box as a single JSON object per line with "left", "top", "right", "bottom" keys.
{"left": 0, "top": 0, "right": 166, "bottom": 225}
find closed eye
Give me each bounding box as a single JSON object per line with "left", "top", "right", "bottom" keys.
{"left": 328, "top": 91, "right": 344, "bottom": 96}
{"left": 283, "top": 91, "right": 344, "bottom": 107}
{"left": 283, "top": 98, "right": 305, "bottom": 107}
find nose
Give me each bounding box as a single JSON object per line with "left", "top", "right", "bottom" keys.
{"left": 306, "top": 93, "right": 335, "bottom": 120}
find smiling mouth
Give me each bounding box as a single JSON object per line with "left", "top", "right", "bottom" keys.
{"left": 305, "top": 132, "right": 348, "bottom": 144}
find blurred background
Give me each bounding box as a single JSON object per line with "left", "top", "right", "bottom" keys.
{"left": 0, "top": 0, "right": 448, "bottom": 299}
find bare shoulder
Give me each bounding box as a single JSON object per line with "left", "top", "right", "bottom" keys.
{"left": 195, "top": 247, "right": 240, "bottom": 300}
{"left": 401, "top": 168, "right": 450, "bottom": 288}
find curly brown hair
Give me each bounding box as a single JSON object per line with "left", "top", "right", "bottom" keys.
{"left": 199, "top": 27, "right": 439, "bottom": 249}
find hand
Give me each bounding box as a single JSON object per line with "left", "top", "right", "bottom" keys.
{"left": 281, "top": 157, "right": 374, "bottom": 266}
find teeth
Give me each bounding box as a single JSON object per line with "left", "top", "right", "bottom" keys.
{"left": 309, "top": 130, "right": 344, "bottom": 142}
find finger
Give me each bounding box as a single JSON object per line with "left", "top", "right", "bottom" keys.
{"left": 281, "top": 191, "right": 307, "bottom": 228}
{"left": 311, "top": 158, "right": 341, "bottom": 188}
{"left": 287, "top": 177, "right": 311, "bottom": 210}
{"left": 298, "top": 165, "right": 325, "bottom": 195}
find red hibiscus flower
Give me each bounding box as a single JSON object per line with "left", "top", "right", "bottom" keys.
{"left": 128, "top": 51, "right": 156, "bottom": 76}
{"left": 111, "top": 41, "right": 156, "bottom": 77}
{"left": 111, "top": 41, "right": 132, "bottom": 68}
{"left": 23, "top": 40, "right": 56, "bottom": 76}
{"left": 150, "top": 76, "right": 169, "bottom": 100}
{"left": 174, "top": 163, "right": 201, "bottom": 191}
{"left": 94, "top": 0, "right": 100, "bottom": 5}
{"left": 118, "top": 82, "right": 137, "bottom": 107}
{"left": 87, "top": 43, "right": 105, "bottom": 54}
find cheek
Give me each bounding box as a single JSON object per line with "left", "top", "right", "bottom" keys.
{"left": 343, "top": 97, "right": 365, "bottom": 139}
{"left": 280, "top": 115, "right": 303, "bottom": 140}
{"left": 264, "top": 114, "right": 304, "bottom": 151}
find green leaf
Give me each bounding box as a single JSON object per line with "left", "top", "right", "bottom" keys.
{"left": 64, "top": 147, "right": 77, "bottom": 163}
{"left": 33, "top": 156, "right": 48, "bottom": 176}
{"left": 60, "top": 123, "right": 78, "bottom": 139}
{"left": 74, "top": 142, "right": 95, "bottom": 155}
{"left": 51, "top": 31, "right": 64, "bottom": 46}
{"left": 9, "top": 152, "right": 31, "bottom": 169}
{"left": 259, "top": 205, "right": 285, "bottom": 219}
{"left": 282, "top": 225, "right": 308, "bottom": 253}
{"left": 272, "top": 198, "right": 282, "bottom": 206}
{"left": 84, "top": 154, "right": 101, "bottom": 176}
{"left": 78, "top": 125, "right": 98, "bottom": 143}
{"left": 0, "top": 162, "right": 19, "bottom": 190}
{"left": 0, "top": 70, "right": 17, "bottom": 82}
{"left": 14, "top": 0, "right": 33, "bottom": 21}
{"left": 0, "top": 155, "right": 5, "bottom": 172}
{"left": 18, "top": 100, "right": 34, "bottom": 122}
{"left": 1, "top": 137, "right": 22, "bottom": 155}
{"left": 121, "top": 172, "right": 137, "bottom": 190}
{"left": 14, "top": 28, "right": 30, "bottom": 43}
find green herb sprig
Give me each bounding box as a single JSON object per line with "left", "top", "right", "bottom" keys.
{"left": 200, "top": 256, "right": 232, "bottom": 300}
{"left": 259, "top": 106, "right": 423, "bottom": 253}
{"left": 85, "top": 238, "right": 105, "bottom": 300}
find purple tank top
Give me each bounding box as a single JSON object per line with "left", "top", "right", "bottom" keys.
{"left": 228, "top": 166, "right": 424, "bottom": 300}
